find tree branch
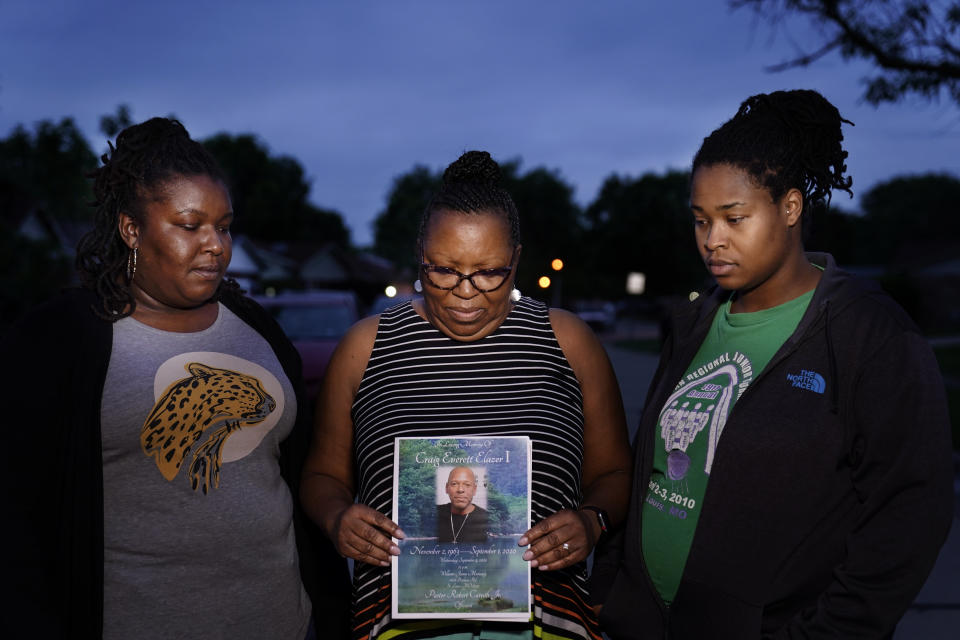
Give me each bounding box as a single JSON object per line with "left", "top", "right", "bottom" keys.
{"left": 734, "top": 0, "right": 960, "bottom": 104}
{"left": 765, "top": 36, "right": 844, "bottom": 71}
{"left": 821, "top": 1, "right": 960, "bottom": 79}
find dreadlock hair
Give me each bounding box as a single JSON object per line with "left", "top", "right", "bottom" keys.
{"left": 75, "top": 117, "right": 240, "bottom": 320}
{"left": 692, "top": 89, "right": 854, "bottom": 232}
{"left": 417, "top": 150, "right": 521, "bottom": 258}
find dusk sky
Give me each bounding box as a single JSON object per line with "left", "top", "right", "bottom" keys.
{"left": 2, "top": 1, "right": 957, "bottom": 246}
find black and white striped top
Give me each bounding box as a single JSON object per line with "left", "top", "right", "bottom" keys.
{"left": 350, "top": 297, "right": 601, "bottom": 640}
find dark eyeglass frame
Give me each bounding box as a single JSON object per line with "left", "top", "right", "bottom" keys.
{"left": 419, "top": 250, "right": 518, "bottom": 293}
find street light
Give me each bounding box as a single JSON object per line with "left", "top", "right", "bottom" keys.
{"left": 538, "top": 276, "right": 552, "bottom": 289}
{"left": 626, "top": 272, "right": 646, "bottom": 295}
{"left": 549, "top": 258, "right": 563, "bottom": 306}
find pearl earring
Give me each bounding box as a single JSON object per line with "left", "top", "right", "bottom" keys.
{"left": 414, "top": 279, "right": 423, "bottom": 293}
{"left": 510, "top": 288, "right": 521, "bottom": 302}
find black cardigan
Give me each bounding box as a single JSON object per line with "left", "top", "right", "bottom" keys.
{"left": 591, "top": 254, "right": 954, "bottom": 639}
{"left": 1, "top": 288, "right": 350, "bottom": 638}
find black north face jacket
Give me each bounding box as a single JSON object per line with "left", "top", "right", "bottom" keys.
{"left": 591, "top": 253, "right": 953, "bottom": 639}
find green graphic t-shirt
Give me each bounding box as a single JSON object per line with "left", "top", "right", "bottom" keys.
{"left": 641, "top": 289, "right": 815, "bottom": 604}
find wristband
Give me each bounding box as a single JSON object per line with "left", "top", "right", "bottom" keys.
{"left": 579, "top": 506, "right": 609, "bottom": 540}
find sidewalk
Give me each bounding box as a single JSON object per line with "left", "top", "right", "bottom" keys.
{"left": 894, "top": 453, "right": 960, "bottom": 639}
{"left": 897, "top": 518, "right": 960, "bottom": 638}
{"left": 602, "top": 342, "right": 960, "bottom": 638}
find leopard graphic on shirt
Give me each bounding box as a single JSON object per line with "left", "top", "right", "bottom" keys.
{"left": 141, "top": 362, "right": 276, "bottom": 493}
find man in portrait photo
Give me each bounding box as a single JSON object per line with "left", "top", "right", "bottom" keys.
{"left": 436, "top": 466, "right": 489, "bottom": 543}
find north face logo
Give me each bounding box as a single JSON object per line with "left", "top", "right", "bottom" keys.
{"left": 786, "top": 369, "right": 825, "bottom": 394}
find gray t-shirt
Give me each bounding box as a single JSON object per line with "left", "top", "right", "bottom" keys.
{"left": 100, "top": 304, "right": 310, "bottom": 640}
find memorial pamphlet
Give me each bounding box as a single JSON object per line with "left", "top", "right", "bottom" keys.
{"left": 391, "top": 435, "right": 532, "bottom": 620}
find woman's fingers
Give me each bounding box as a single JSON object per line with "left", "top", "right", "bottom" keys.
{"left": 519, "top": 510, "right": 591, "bottom": 570}
{"left": 529, "top": 536, "right": 584, "bottom": 571}
{"left": 335, "top": 504, "right": 405, "bottom": 566}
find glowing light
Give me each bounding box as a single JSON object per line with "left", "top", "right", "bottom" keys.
{"left": 384, "top": 285, "right": 398, "bottom": 298}
{"left": 538, "top": 276, "right": 551, "bottom": 289}
{"left": 551, "top": 258, "right": 564, "bottom": 271}
{"left": 626, "top": 272, "right": 646, "bottom": 295}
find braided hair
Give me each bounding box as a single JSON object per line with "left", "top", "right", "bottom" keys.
{"left": 692, "top": 89, "right": 854, "bottom": 224}
{"left": 417, "top": 151, "right": 521, "bottom": 257}
{"left": 75, "top": 117, "right": 240, "bottom": 319}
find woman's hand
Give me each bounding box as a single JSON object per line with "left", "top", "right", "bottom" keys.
{"left": 519, "top": 509, "right": 599, "bottom": 571}
{"left": 333, "top": 503, "right": 405, "bottom": 567}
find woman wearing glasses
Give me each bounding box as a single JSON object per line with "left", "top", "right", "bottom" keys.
{"left": 301, "top": 150, "right": 631, "bottom": 640}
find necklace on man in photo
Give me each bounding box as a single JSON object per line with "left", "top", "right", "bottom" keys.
{"left": 450, "top": 511, "right": 470, "bottom": 543}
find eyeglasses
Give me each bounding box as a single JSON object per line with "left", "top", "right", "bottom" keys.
{"left": 420, "top": 255, "right": 515, "bottom": 292}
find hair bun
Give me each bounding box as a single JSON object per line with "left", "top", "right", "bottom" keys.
{"left": 442, "top": 150, "right": 501, "bottom": 185}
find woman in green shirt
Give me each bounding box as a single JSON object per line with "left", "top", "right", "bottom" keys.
{"left": 593, "top": 89, "right": 953, "bottom": 639}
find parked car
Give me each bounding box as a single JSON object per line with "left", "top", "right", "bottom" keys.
{"left": 366, "top": 292, "right": 420, "bottom": 316}
{"left": 574, "top": 300, "right": 617, "bottom": 333}
{"left": 254, "top": 290, "right": 358, "bottom": 401}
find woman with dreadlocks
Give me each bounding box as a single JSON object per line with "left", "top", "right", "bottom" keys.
{"left": 301, "top": 150, "right": 632, "bottom": 639}
{"left": 591, "top": 89, "right": 953, "bottom": 639}
{"left": 1, "top": 117, "right": 349, "bottom": 639}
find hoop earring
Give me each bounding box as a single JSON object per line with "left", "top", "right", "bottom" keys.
{"left": 126, "top": 247, "right": 138, "bottom": 283}
{"left": 414, "top": 279, "right": 423, "bottom": 293}
{"left": 510, "top": 288, "right": 521, "bottom": 302}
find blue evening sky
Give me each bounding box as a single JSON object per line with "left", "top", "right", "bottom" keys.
{"left": 1, "top": 1, "right": 957, "bottom": 246}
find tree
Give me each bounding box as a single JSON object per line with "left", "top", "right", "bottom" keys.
{"left": 0, "top": 117, "right": 97, "bottom": 326}
{"left": 371, "top": 160, "right": 587, "bottom": 300}
{"left": 0, "top": 117, "right": 97, "bottom": 224}
{"left": 500, "top": 162, "right": 586, "bottom": 301}
{"left": 372, "top": 165, "right": 441, "bottom": 269}
{"left": 396, "top": 439, "right": 450, "bottom": 536}
{"left": 98, "top": 104, "right": 134, "bottom": 139}
{"left": 858, "top": 172, "right": 960, "bottom": 261}
{"left": 804, "top": 205, "right": 871, "bottom": 265}
{"left": 583, "top": 170, "right": 706, "bottom": 299}
{"left": 202, "top": 133, "right": 350, "bottom": 246}
{"left": 852, "top": 172, "right": 960, "bottom": 332}
{"left": 733, "top": 0, "right": 960, "bottom": 105}
{"left": 0, "top": 232, "right": 72, "bottom": 328}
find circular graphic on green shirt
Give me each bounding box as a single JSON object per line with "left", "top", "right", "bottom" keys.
{"left": 666, "top": 449, "right": 691, "bottom": 480}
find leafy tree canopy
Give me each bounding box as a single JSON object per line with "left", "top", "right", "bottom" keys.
{"left": 804, "top": 205, "right": 870, "bottom": 264}
{"left": 372, "top": 165, "right": 441, "bottom": 269}
{"left": 859, "top": 172, "right": 960, "bottom": 259}
{"left": 371, "top": 159, "right": 586, "bottom": 298}
{"left": 0, "top": 117, "right": 97, "bottom": 224}
{"left": 99, "top": 104, "right": 134, "bottom": 139}
{"left": 583, "top": 170, "right": 706, "bottom": 298}
{"left": 0, "top": 117, "right": 96, "bottom": 325}
{"left": 733, "top": 0, "right": 960, "bottom": 105}
{"left": 202, "top": 133, "right": 350, "bottom": 246}
{"left": 501, "top": 162, "right": 586, "bottom": 300}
